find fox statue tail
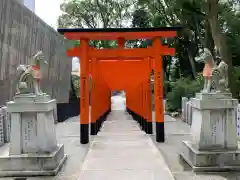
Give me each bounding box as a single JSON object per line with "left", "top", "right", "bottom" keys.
{"left": 15, "top": 65, "right": 27, "bottom": 93}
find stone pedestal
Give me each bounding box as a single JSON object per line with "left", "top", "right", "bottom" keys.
{"left": 186, "top": 100, "right": 193, "bottom": 125}
{"left": 0, "top": 94, "right": 67, "bottom": 177}
{"left": 180, "top": 92, "right": 240, "bottom": 171}
{"left": 1, "top": 106, "right": 11, "bottom": 143}
{"left": 236, "top": 104, "right": 240, "bottom": 139}
{"left": 181, "top": 97, "right": 188, "bottom": 121}
{"left": 0, "top": 107, "right": 4, "bottom": 146}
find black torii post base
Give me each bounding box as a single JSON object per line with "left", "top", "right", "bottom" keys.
{"left": 145, "top": 121, "right": 153, "bottom": 134}
{"left": 156, "top": 122, "right": 165, "bottom": 142}
{"left": 90, "top": 122, "right": 98, "bottom": 135}
{"left": 127, "top": 108, "right": 149, "bottom": 133}
{"left": 127, "top": 108, "right": 156, "bottom": 137}
{"left": 92, "top": 108, "right": 111, "bottom": 135}
{"left": 80, "top": 124, "right": 89, "bottom": 144}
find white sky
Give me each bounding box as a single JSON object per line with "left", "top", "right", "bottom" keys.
{"left": 35, "top": 0, "right": 64, "bottom": 29}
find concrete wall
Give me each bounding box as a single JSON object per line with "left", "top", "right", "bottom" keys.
{"left": 15, "top": 0, "right": 24, "bottom": 3}
{"left": 0, "top": 0, "right": 72, "bottom": 105}
{"left": 14, "top": 0, "right": 35, "bottom": 13}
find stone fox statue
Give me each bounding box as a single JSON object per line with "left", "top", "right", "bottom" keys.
{"left": 195, "top": 48, "right": 229, "bottom": 93}
{"left": 211, "top": 60, "right": 229, "bottom": 93}
{"left": 195, "top": 48, "right": 215, "bottom": 93}
{"left": 15, "top": 51, "right": 48, "bottom": 95}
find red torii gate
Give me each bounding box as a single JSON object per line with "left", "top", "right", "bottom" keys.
{"left": 57, "top": 27, "right": 181, "bottom": 144}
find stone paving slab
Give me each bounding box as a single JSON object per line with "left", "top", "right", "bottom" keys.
{"left": 91, "top": 140, "right": 150, "bottom": 149}
{"left": 97, "top": 131, "right": 145, "bottom": 136}
{"left": 87, "top": 148, "right": 161, "bottom": 159}
{"left": 101, "top": 126, "right": 141, "bottom": 131}
{"left": 79, "top": 169, "right": 173, "bottom": 180}
{"left": 94, "top": 133, "right": 149, "bottom": 142}
{"left": 77, "top": 111, "right": 175, "bottom": 180}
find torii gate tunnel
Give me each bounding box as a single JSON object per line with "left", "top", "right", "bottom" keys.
{"left": 57, "top": 27, "right": 181, "bottom": 144}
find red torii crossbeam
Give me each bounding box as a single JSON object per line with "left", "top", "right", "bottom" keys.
{"left": 57, "top": 27, "right": 181, "bottom": 144}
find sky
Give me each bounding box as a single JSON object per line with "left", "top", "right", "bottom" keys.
{"left": 35, "top": 0, "right": 64, "bottom": 30}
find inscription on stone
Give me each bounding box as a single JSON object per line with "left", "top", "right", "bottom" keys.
{"left": 21, "top": 112, "right": 37, "bottom": 153}
{"left": 210, "top": 110, "right": 225, "bottom": 148}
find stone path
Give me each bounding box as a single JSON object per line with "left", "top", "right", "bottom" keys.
{"left": 77, "top": 95, "right": 175, "bottom": 180}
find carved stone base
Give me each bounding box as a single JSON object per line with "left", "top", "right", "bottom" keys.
{"left": 0, "top": 144, "right": 67, "bottom": 177}
{"left": 13, "top": 93, "right": 50, "bottom": 103}
{"left": 7, "top": 97, "right": 57, "bottom": 155}
{"left": 180, "top": 141, "right": 240, "bottom": 172}
{"left": 195, "top": 92, "right": 232, "bottom": 100}
{"left": 191, "top": 93, "right": 238, "bottom": 150}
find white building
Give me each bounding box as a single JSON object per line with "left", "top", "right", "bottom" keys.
{"left": 16, "top": 0, "right": 35, "bottom": 12}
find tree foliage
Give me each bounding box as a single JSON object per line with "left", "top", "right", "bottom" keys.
{"left": 59, "top": 0, "right": 240, "bottom": 102}
{"left": 58, "top": 0, "right": 135, "bottom": 28}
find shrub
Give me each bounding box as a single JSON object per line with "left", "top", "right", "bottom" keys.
{"left": 71, "top": 75, "right": 93, "bottom": 99}
{"left": 166, "top": 73, "right": 203, "bottom": 112}
{"left": 72, "top": 75, "right": 80, "bottom": 98}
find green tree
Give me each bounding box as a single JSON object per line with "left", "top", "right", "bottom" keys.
{"left": 58, "top": 0, "right": 136, "bottom": 48}
{"left": 132, "top": 0, "right": 203, "bottom": 79}
{"left": 182, "top": 0, "right": 240, "bottom": 96}
{"left": 58, "top": 0, "right": 135, "bottom": 28}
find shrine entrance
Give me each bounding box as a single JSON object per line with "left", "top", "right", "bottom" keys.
{"left": 58, "top": 27, "right": 180, "bottom": 144}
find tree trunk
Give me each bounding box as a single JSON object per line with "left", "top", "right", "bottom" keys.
{"left": 204, "top": 21, "right": 215, "bottom": 54}
{"left": 206, "top": 0, "right": 236, "bottom": 96}
{"left": 187, "top": 51, "right": 197, "bottom": 79}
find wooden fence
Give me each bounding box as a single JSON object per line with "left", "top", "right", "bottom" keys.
{"left": 0, "top": 0, "right": 72, "bottom": 105}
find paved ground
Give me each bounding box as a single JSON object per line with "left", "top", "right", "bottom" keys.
{"left": 77, "top": 110, "right": 175, "bottom": 180}
{"left": 1, "top": 94, "right": 240, "bottom": 179}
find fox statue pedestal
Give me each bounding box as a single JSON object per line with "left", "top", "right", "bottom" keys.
{"left": 180, "top": 92, "right": 240, "bottom": 171}
{"left": 0, "top": 94, "right": 67, "bottom": 177}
